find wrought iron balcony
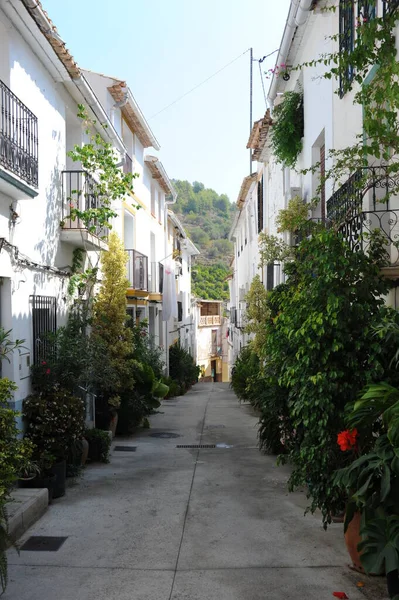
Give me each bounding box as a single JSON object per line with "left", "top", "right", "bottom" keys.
{"left": 149, "top": 261, "right": 164, "bottom": 294}
{"left": 326, "top": 166, "right": 399, "bottom": 224}
{"left": 0, "top": 80, "right": 38, "bottom": 187}
{"left": 199, "top": 315, "right": 221, "bottom": 327}
{"left": 61, "top": 170, "right": 109, "bottom": 246}
{"left": 326, "top": 166, "right": 399, "bottom": 269}
{"left": 383, "top": 0, "right": 399, "bottom": 16}
{"left": 126, "top": 250, "right": 148, "bottom": 291}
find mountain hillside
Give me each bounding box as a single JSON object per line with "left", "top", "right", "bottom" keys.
{"left": 172, "top": 180, "right": 235, "bottom": 301}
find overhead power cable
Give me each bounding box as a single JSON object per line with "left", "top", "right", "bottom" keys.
{"left": 150, "top": 49, "right": 251, "bottom": 119}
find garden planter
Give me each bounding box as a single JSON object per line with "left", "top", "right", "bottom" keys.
{"left": 109, "top": 413, "right": 118, "bottom": 438}
{"left": 49, "top": 460, "right": 66, "bottom": 499}
{"left": 344, "top": 511, "right": 364, "bottom": 573}
{"left": 81, "top": 438, "right": 89, "bottom": 465}
{"left": 387, "top": 570, "right": 399, "bottom": 598}
{"left": 88, "top": 438, "right": 102, "bottom": 462}
{"left": 18, "top": 473, "right": 56, "bottom": 503}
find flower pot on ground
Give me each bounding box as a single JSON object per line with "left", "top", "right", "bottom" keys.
{"left": 49, "top": 460, "right": 66, "bottom": 499}
{"left": 85, "top": 428, "right": 111, "bottom": 463}
{"left": 344, "top": 511, "right": 364, "bottom": 573}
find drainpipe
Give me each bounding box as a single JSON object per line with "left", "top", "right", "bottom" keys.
{"left": 267, "top": 0, "right": 313, "bottom": 109}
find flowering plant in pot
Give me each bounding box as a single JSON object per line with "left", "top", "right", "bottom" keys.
{"left": 334, "top": 382, "right": 399, "bottom": 598}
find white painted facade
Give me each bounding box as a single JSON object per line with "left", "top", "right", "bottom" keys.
{"left": 229, "top": 0, "right": 399, "bottom": 370}
{"left": 0, "top": 0, "right": 197, "bottom": 417}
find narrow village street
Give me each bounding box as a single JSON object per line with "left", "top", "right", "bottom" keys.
{"left": 4, "top": 384, "right": 386, "bottom": 600}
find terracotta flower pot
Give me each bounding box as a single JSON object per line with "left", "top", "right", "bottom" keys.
{"left": 344, "top": 511, "right": 364, "bottom": 573}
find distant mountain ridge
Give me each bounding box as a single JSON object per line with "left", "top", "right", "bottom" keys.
{"left": 172, "top": 180, "right": 234, "bottom": 301}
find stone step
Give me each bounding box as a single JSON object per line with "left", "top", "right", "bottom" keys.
{"left": 6, "top": 488, "right": 49, "bottom": 542}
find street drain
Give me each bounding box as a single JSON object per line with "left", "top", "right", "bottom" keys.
{"left": 114, "top": 446, "right": 137, "bottom": 452}
{"left": 20, "top": 536, "right": 68, "bottom": 552}
{"left": 176, "top": 444, "right": 216, "bottom": 449}
{"left": 150, "top": 432, "right": 181, "bottom": 439}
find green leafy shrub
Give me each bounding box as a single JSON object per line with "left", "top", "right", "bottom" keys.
{"left": 85, "top": 428, "right": 111, "bottom": 463}
{"left": 261, "top": 228, "right": 390, "bottom": 525}
{"left": 169, "top": 344, "right": 200, "bottom": 393}
{"left": 23, "top": 388, "right": 85, "bottom": 467}
{"left": 0, "top": 377, "right": 34, "bottom": 594}
{"left": 230, "top": 347, "right": 259, "bottom": 402}
{"left": 270, "top": 91, "right": 304, "bottom": 167}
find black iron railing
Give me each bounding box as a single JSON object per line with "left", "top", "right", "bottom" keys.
{"left": 326, "top": 166, "right": 399, "bottom": 225}
{"left": 126, "top": 249, "right": 148, "bottom": 290}
{"left": 31, "top": 295, "right": 57, "bottom": 365}
{"left": 0, "top": 80, "right": 38, "bottom": 187}
{"left": 62, "top": 170, "right": 109, "bottom": 240}
{"left": 339, "top": 209, "right": 399, "bottom": 267}
{"left": 159, "top": 263, "right": 164, "bottom": 293}
{"left": 123, "top": 153, "right": 133, "bottom": 174}
{"left": 383, "top": 0, "right": 399, "bottom": 16}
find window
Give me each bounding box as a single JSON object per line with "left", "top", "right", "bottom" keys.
{"left": 257, "top": 177, "right": 264, "bottom": 233}
{"left": 159, "top": 192, "right": 164, "bottom": 223}
{"left": 266, "top": 264, "right": 274, "bottom": 291}
{"left": 339, "top": 0, "right": 355, "bottom": 97}
{"left": 177, "top": 301, "right": 183, "bottom": 322}
{"left": 359, "top": 0, "right": 377, "bottom": 20}
{"left": 151, "top": 184, "right": 156, "bottom": 215}
{"left": 126, "top": 306, "right": 136, "bottom": 328}
{"left": 382, "top": 0, "right": 399, "bottom": 16}
{"left": 31, "top": 295, "right": 57, "bottom": 365}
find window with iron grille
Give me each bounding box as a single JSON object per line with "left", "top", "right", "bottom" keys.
{"left": 383, "top": 0, "right": 399, "bottom": 16}
{"left": 266, "top": 264, "right": 274, "bottom": 291}
{"left": 31, "top": 296, "right": 57, "bottom": 365}
{"left": 339, "top": 0, "right": 355, "bottom": 97}
{"left": 358, "top": 0, "right": 377, "bottom": 20}
{"left": 257, "top": 177, "right": 264, "bottom": 234}
{"left": 177, "top": 301, "right": 183, "bottom": 322}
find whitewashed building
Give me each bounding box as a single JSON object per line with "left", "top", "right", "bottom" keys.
{"left": 229, "top": 0, "right": 399, "bottom": 370}
{"left": 0, "top": 0, "right": 197, "bottom": 415}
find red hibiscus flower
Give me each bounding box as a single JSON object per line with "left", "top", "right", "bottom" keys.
{"left": 337, "top": 429, "right": 358, "bottom": 452}
{"left": 46, "top": 368, "right": 51, "bottom": 375}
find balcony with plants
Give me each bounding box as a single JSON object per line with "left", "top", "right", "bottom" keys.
{"left": 0, "top": 79, "right": 38, "bottom": 199}
{"left": 60, "top": 170, "right": 110, "bottom": 251}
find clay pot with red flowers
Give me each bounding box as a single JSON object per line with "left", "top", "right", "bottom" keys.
{"left": 334, "top": 383, "right": 399, "bottom": 598}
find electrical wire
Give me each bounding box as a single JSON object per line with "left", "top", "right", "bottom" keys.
{"left": 150, "top": 49, "right": 251, "bottom": 119}
{"left": 259, "top": 61, "right": 267, "bottom": 107}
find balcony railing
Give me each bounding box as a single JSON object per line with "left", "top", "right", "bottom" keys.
{"left": 326, "top": 166, "right": 399, "bottom": 268}
{"left": 62, "top": 170, "right": 109, "bottom": 240}
{"left": 326, "top": 166, "right": 399, "bottom": 225}
{"left": 383, "top": 0, "right": 399, "bottom": 16}
{"left": 126, "top": 250, "right": 148, "bottom": 290}
{"left": 199, "top": 315, "right": 221, "bottom": 327}
{"left": 0, "top": 80, "right": 38, "bottom": 187}
{"left": 123, "top": 153, "right": 133, "bottom": 174}
{"left": 149, "top": 261, "right": 164, "bottom": 294}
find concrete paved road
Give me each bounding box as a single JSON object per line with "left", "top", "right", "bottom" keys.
{"left": 5, "top": 383, "right": 388, "bottom": 599}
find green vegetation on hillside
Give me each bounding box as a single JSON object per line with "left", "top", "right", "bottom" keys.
{"left": 192, "top": 263, "right": 230, "bottom": 301}
{"left": 172, "top": 180, "right": 234, "bottom": 300}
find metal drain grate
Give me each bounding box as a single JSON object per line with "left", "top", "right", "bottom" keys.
{"left": 20, "top": 536, "right": 68, "bottom": 552}
{"left": 114, "top": 446, "right": 137, "bottom": 452}
{"left": 150, "top": 432, "right": 181, "bottom": 439}
{"left": 176, "top": 444, "right": 216, "bottom": 449}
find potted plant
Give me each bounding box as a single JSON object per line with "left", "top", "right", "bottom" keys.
{"left": 23, "top": 385, "right": 85, "bottom": 499}
{"left": 85, "top": 428, "right": 112, "bottom": 463}
{"left": 334, "top": 382, "right": 399, "bottom": 598}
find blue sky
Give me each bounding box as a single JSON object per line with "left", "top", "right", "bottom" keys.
{"left": 43, "top": 0, "right": 290, "bottom": 203}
